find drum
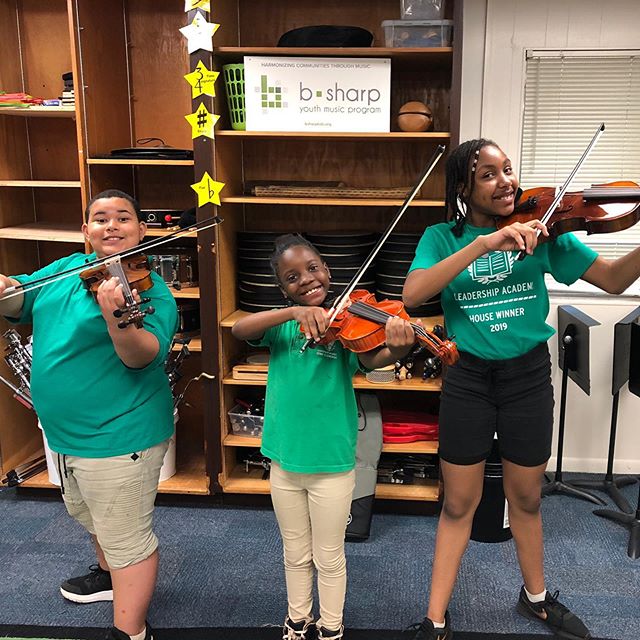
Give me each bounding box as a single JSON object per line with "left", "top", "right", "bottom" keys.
{"left": 149, "top": 251, "right": 198, "bottom": 289}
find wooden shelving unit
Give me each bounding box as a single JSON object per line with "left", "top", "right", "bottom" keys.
{"left": 0, "top": 0, "right": 215, "bottom": 495}
{"left": 1, "top": 0, "right": 460, "bottom": 504}
{"left": 212, "top": 0, "right": 460, "bottom": 502}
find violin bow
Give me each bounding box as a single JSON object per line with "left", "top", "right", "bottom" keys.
{"left": 516, "top": 122, "right": 605, "bottom": 260}
{"left": 300, "top": 144, "right": 446, "bottom": 353}
{"left": 0, "top": 215, "right": 222, "bottom": 301}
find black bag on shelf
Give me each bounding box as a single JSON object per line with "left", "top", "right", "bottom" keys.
{"left": 277, "top": 25, "right": 373, "bottom": 47}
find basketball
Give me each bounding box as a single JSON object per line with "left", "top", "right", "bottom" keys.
{"left": 397, "top": 101, "right": 433, "bottom": 132}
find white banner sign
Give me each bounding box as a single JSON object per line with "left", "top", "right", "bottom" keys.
{"left": 244, "top": 56, "right": 391, "bottom": 132}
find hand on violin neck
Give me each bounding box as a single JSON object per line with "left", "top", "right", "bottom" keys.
{"left": 96, "top": 277, "right": 140, "bottom": 328}
{"left": 291, "top": 305, "right": 330, "bottom": 342}
{"left": 359, "top": 316, "right": 416, "bottom": 370}
{"left": 385, "top": 316, "right": 417, "bottom": 357}
{"left": 479, "top": 219, "right": 548, "bottom": 255}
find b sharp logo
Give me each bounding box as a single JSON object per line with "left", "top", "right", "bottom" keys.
{"left": 255, "top": 75, "right": 287, "bottom": 110}
{"left": 468, "top": 251, "right": 516, "bottom": 285}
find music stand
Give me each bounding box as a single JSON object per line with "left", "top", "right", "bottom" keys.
{"left": 593, "top": 314, "right": 640, "bottom": 559}
{"left": 542, "top": 306, "right": 606, "bottom": 504}
{"left": 572, "top": 307, "right": 639, "bottom": 512}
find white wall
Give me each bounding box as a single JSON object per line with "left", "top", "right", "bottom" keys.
{"left": 459, "top": 0, "right": 640, "bottom": 472}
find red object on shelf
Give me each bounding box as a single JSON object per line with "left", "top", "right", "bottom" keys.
{"left": 383, "top": 433, "right": 437, "bottom": 444}
{"left": 382, "top": 409, "right": 439, "bottom": 443}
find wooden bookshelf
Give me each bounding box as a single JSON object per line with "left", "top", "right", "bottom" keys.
{"left": 0, "top": 180, "right": 81, "bottom": 188}
{"left": 0, "top": 106, "right": 75, "bottom": 118}
{"left": 0, "top": 223, "right": 84, "bottom": 243}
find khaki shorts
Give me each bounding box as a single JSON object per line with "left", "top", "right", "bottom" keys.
{"left": 55, "top": 439, "right": 169, "bottom": 570}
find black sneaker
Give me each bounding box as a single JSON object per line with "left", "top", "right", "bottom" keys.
{"left": 316, "top": 624, "right": 343, "bottom": 640}
{"left": 406, "top": 612, "right": 452, "bottom": 640}
{"left": 105, "top": 624, "right": 153, "bottom": 640}
{"left": 60, "top": 564, "right": 113, "bottom": 603}
{"left": 517, "top": 587, "right": 592, "bottom": 640}
{"left": 283, "top": 616, "right": 315, "bottom": 640}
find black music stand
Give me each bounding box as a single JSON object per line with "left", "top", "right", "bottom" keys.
{"left": 571, "top": 307, "right": 639, "bottom": 512}
{"left": 542, "top": 306, "right": 606, "bottom": 504}
{"left": 593, "top": 314, "right": 640, "bottom": 559}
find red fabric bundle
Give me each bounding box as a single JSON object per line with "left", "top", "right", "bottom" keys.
{"left": 382, "top": 409, "right": 439, "bottom": 443}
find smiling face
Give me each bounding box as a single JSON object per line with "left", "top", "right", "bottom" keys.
{"left": 82, "top": 197, "right": 146, "bottom": 258}
{"left": 464, "top": 144, "right": 519, "bottom": 226}
{"left": 277, "top": 245, "right": 330, "bottom": 307}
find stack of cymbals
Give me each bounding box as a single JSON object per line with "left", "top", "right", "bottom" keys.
{"left": 375, "top": 233, "right": 442, "bottom": 318}
{"left": 305, "top": 232, "right": 378, "bottom": 299}
{"left": 237, "top": 231, "right": 286, "bottom": 313}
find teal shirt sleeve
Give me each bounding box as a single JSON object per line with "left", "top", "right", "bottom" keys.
{"left": 546, "top": 233, "right": 598, "bottom": 285}
{"left": 10, "top": 254, "right": 85, "bottom": 324}
{"left": 247, "top": 323, "right": 279, "bottom": 348}
{"left": 409, "top": 226, "right": 443, "bottom": 273}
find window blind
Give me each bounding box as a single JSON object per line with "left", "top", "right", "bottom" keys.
{"left": 520, "top": 50, "right": 640, "bottom": 259}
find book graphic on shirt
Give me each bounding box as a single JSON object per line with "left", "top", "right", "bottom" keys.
{"left": 468, "top": 251, "right": 516, "bottom": 285}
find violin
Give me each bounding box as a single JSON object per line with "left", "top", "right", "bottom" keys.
{"left": 79, "top": 254, "right": 156, "bottom": 329}
{"left": 498, "top": 181, "right": 640, "bottom": 239}
{"left": 300, "top": 290, "right": 459, "bottom": 365}
{"left": 0, "top": 215, "right": 222, "bottom": 329}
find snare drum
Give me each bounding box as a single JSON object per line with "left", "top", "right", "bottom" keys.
{"left": 149, "top": 252, "right": 198, "bottom": 289}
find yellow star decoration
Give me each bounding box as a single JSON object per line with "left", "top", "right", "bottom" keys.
{"left": 184, "top": 61, "right": 219, "bottom": 99}
{"left": 191, "top": 172, "right": 225, "bottom": 207}
{"left": 184, "top": 103, "right": 220, "bottom": 140}
{"left": 185, "top": 0, "right": 211, "bottom": 11}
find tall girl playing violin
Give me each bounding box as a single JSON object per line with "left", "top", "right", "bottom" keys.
{"left": 403, "top": 139, "right": 640, "bottom": 640}
{"left": 232, "top": 234, "right": 416, "bottom": 640}
{"left": 0, "top": 190, "right": 178, "bottom": 640}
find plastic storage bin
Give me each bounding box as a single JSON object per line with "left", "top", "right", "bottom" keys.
{"left": 223, "top": 63, "right": 246, "bottom": 131}
{"left": 382, "top": 19, "right": 453, "bottom": 48}
{"left": 400, "top": 0, "right": 446, "bottom": 20}
{"left": 228, "top": 404, "right": 264, "bottom": 437}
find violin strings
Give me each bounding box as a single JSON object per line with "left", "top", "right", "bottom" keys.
{"left": 349, "top": 301, "right": 440, "bottom": 349}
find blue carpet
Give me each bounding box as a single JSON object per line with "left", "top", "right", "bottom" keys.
{"left": 0, "top": 477, "right": 638, "bottom": 639}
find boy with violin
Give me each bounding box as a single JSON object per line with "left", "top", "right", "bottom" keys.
{"left": 0, "top": 190, "right": 178, "bottom": 640}
{"left": 232, "top": 233, "right": 417, "bottom": 640}
{"left": 403, "top": 139, "right": 640, "bottom": 640}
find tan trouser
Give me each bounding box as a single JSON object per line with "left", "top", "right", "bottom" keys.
{"left": 56, "top": 439, "right": 169, "bottom": 569}
{"left": 270, "top": 462, "right": 356, "bottom": 631}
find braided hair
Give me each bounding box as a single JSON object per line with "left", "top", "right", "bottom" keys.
{"left": 269, "top": 233, "right": 323, "bottom": 283}
{"left": 445, "top": 138, "right": 496, "bottom": 237}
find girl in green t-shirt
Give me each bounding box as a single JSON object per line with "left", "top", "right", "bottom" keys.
{"left": 233, "top": 234, "right": 416, "bottom": 640}
{"left": 403, "top": 139, "right": 640, "bottom": 640}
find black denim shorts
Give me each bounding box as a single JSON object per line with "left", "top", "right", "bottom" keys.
{"left": 438, "top": 342, "right": 554, "bottom": 467}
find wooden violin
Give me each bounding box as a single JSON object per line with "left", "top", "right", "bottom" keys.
{"left": 79, "top": 254, "right": 156, "bottom": 329}
{"left": 301, "top": 290, "right": 459, "bottom": 365}
{"left": 498, "top": 180, "right": 640, "bottom": 238}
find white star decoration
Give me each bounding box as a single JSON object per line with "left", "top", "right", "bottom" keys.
{"left": 179, "top": 11, "right": 219, "bottom": 54}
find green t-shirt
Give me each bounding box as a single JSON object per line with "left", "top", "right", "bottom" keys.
{"left": 250, "top": 319, "right": 361, "bottom": 473}
{"left": 10, "top": 253, "right": 179, "bottom": 457}
{"left": 409, "top": 222, "right": 598, "bottom": 360}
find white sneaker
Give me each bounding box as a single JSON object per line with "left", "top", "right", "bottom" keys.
{"left": 283, "top": 616, "right": 315, "bottom": 640}
{"left": 316, "top": 624, "right": 344, "bottom": 640}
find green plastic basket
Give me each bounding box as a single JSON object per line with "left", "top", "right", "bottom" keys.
{"left": 223, "top": 63, "right": 246, "bottom": 131}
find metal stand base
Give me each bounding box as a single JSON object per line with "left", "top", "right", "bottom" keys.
{"left": 593, "top": 507, "right": 640, "bottom": 559}
{"left": 542, "top": 477, "right": 606, "bottom": 505}
{"left": 571, "top": 476, "right": 637, "bottom": 513}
